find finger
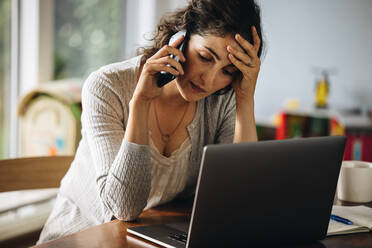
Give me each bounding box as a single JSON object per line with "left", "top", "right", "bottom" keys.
{"left": 235, "top": 34, "right": 257, "bottom": 59}
{"left": 252, "top": 26, "right": 261, "bottom": 52}
{"left": 228, "top": 53, "right": 248, "bottom": 72}
{"left": 227, "top": 45, "right": 252, "bottom": 66}
{"left": 146, "top": 61, "right": 180, "bottom": 76}
{"left": 153, "top": 44, "right": 186, "bottom": 62}
{"left": 155, "top": 56, "right": 184, "bottom": 75}
{"left": 170, "top": 34, "right": 185, "bottom": 48}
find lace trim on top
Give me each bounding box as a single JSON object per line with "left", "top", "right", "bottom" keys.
{"left": 145, "top": 133, "right": 191, "bottom": 209}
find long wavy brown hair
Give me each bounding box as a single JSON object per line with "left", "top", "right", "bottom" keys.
{"left": 138, "top": 0, "right": 264, "bottom": 94}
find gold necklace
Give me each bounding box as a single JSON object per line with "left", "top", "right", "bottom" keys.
{"left": 154, "top": 100, "right": 189, "bottom": 143}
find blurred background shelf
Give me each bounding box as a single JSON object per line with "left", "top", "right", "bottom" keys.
{"left": 274, "top": 108, "right": 372, "bottom": 162}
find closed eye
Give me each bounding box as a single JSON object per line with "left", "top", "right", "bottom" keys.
{"left": 198, "top": 54, "right": 212, "bottom": 62}
{"left": 223, "top": 69, "right": 234, "bottom": 76}
{"left": 223, "top": 66, "right": 238, "bottom": 77}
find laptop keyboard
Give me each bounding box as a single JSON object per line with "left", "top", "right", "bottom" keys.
{"left": 168, "top": 232, "right": 188, "bottom": 244}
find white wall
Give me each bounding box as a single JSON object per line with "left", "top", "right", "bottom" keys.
{"left": 257, "top": 0, "right": 372, "bottom": 121}
{"left": 124, "top": 0, "right": 187, "bottom": 58}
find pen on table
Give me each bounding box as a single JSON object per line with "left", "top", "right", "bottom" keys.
{"left": 330, "top": 214, "right": 353, "bottom": 225}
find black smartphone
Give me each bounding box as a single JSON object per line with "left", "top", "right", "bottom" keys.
{"left": 157, "top": 30, "right": 189, "bottom": 88}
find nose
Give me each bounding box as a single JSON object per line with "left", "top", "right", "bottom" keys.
{"left": 200, "top": 68, "right": 217, "bottom": 87}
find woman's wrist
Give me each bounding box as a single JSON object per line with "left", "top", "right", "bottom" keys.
{"left": 125, "top": 97, "right": 152, "bottom": 145}
{"left": 129, "top": 96, "right": 152, "bottom": 111}
{"left": 129, "top": 95, "right": 152, "bottom": 106}
{"left": 234, "top": 96, "right": 257, "bottom": 143}
{"left": 235, "top": 95, "right": 254, "bottom": 113}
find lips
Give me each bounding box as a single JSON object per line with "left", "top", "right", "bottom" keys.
{"left": 190, "top": 81, "right": 206, "bottom": 93}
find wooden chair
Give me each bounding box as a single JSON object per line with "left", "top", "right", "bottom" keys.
{"left": 0, "top": 155, "right": 73, "bottom": 247}
{"left": 0, "top": 156, "right": 73, "bottom": 192}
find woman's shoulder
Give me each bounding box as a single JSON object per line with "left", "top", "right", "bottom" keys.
{"left": 88, "top": 55, "right": 142, "bottom": 86}
{"left": 82, "top": 55, "right": 142, "bottom": 99}
{"left": 97, "top": 55, "right": 141, "bottom": 76}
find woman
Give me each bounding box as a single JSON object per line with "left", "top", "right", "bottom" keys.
{"left": 38, "top": 0, "right": 263, "bottom": 243}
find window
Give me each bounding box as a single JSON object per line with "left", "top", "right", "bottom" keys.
{"left": 0, "top": 0, "right": 11, "bottom": 158}
{"left": 1, "top": 0, "right": 182, "bottom": 157}
{"left": 54, "top": 0, "right": 124, "bottom": 79}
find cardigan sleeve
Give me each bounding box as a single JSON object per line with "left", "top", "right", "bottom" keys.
{"left": 81, "top": 70, "right": 150, "bottom": 221}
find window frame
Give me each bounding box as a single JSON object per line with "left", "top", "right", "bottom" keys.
{"left": 4, "top": 0, "right": 185, "bottom": 157}
{"left": 2, "top": 0, "right": 54, "bottom": 158}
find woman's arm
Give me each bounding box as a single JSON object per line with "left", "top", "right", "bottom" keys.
{"left": 124, "top": 98, "right": 151, "bottom": 145}
{"left": 82, "top": 36, "right": 187, "bottom": 221}
{"left": 227, "top": 26, "right": 261, "bottom": 143}
{"left": 82, "top": 72, "right": 151, "bottom": 221}
{"left": 234, "top": 97, "right": 257, "bottom": 142}
{"left": 125, "top": 34, "right": 186, "bottom": 145}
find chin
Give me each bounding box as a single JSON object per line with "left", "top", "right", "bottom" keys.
{"left": 176, "top": 82, "right": 205, "bottom": 102}
{"left": 179, "top": 89, "right": 199, "bottom": 102}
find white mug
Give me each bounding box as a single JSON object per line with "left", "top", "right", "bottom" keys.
{"left": 337, "top": 161, "right": 372, "bottom": 203}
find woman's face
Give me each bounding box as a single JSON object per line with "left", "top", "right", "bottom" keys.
{"left": 175, "top": 33, "right": 244, "bottom": 102}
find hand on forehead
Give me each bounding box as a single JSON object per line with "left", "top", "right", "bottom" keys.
{"left": 193, "top": 34, "right": 245, "bottom": 64}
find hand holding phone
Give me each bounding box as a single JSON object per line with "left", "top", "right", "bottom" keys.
{"left": 157, "top": 30, "right": 189, "bottom": 87}
{"left": 133, "top": 31, "right": 188, "bottom": 102}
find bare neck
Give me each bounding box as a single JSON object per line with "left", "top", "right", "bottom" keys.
{"left": 157, "top": 80, "right": 189, "bottom": 108}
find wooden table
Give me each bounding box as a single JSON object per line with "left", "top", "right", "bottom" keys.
{"left": 32, "top": 199, "right": 372, "bottom": 248}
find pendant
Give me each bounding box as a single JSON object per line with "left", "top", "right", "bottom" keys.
{"left": 162, "top": 134, "right": 170, "bottom": 143}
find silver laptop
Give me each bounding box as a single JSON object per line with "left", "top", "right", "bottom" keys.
{"left": 128, "top": 136, "right": 346, "bottom": 247}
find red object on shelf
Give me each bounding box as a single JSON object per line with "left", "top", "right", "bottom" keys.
{"left": 344, "top": 134, "right": 372, "bottom": 162}
{"left": 276, "top": 112, "right": 287, "bottom": 140}
{"left": 275, "top": 110, "right": 372, "bottom": 161}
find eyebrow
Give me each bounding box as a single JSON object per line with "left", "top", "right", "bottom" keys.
{"left": 204, "top": 46, "right": 221, "bottom": 60}
{"left": 204, "top": 45, "right": 238, "bottom": 71}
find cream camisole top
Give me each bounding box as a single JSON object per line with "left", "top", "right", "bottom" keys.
{"left": 145, "top": 132, "right": 192, "bottom": 210}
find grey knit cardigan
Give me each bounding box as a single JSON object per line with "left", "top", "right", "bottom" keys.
{"left": 41, "top": 55, "right": 236, "bottom": 240}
